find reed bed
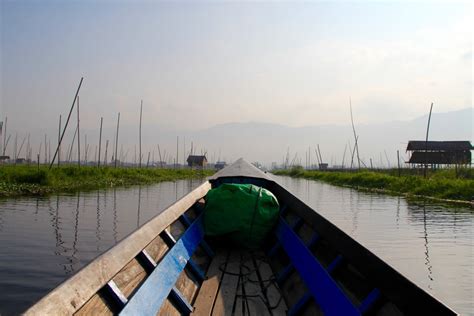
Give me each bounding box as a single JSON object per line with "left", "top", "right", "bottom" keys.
{"left": 273, "top": 167, "right": 474, "bottom": 203}
{"left": 0, "top": 165, "right": 214, "bottom": 197}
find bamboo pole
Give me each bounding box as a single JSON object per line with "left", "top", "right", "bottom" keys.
{"left": 349, "top": 97, "right": 361, "bottom": 170}
{"left": 58, "top": 115, "right": 61, "bottom": 166}
{"left": 77, "top": 95, "right": 81, "bottom": 167}
{"left": 50, "top": 77, "right": 83, "bottom": 169}
{"left": 139, "top": 100, "right": 143, "bottom": 168}
{"left": 85, "top": 134, "right": 88, "bottom": 164}
{"left": 38, "top": 142, "right": 42, "bottom": 165}
{"left": 397, "top": 150, "right": 401, "bottom": 177}
{"left": 44, "top": 134, "right": 47, "bottom": 164}
{"left": 17, "top": 135, "right": 26, "bottom": 160}
{"left": 68, "top": 125, "right": 78, "bottom": 162}
{"left": 317, "top": 144, "right": 323, "bottom": 166}
{"left": 424, "top": 102, "right": 434, "bottom": 178}
{"left": 2, "top": 116, "right": 6, "bottom": 156}
{"left": 14, "top": 133, "right": 18, "bottom": 162}
{"left": 384, "top": 150, "right": 391, "bottom": 168}
{"left": 98, "top": 117, "right": 103, "bottom": 167}
{"left": 176, "top": 136, "right": 179, "bottom": 169}
{"left": 48, "top": 139, "right": 51, "bottom": 164}
{"left": 157, "top": 144, "right": 163, "bottom": 168}
{"left": 27, "top": 133, "right": 30, "bottom": 163}
{"left": 114, "top": 112, "right": 120, "bottom": 168}
{"left": 104, "top": 140, "right": 109, "bottom": 166}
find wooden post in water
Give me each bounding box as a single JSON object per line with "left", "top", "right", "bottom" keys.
{"left": 17, "top": 135, "right": 26, "bottom": 160}
{"left": 157, "top": 144, "right": 163, "bottom": 168}
{"left": 176, "top": 136, "right": 179, "bottom": 169}
{"left": 424, "top": 102, "right": 434, "bottom": 178}
{"left": 48, "top": 139, "right": 51, "bottom": 164}
{"left": 139, "top": 100, "right": 143, "bottom": 168}
{"left": 58, "top": 115, "right": 61, "bottom": 166}
{"left": 104, "top": 140, "right": 109, "bottom": 166}
{"left": 44, "top": 134, "right": 47, "bottom": 164}
{"left": 341, "top": 143, "right": 348, "bottom": 169}
{"left": 2, "top": 116, "right": 6, "bottom": 156}
{"left": 77, "top": 95, "right": 81, "bottom": 167}
{"left": 397, "top": 150, "right": 401, "bottom": 177}
{"left": 37, "top": 153, "right": 40, "bottom": 171}
{"left": 68, "top": 125, "right": 78, "bottom": 163}
{"left": 98, "top": 117, "right": 103, "bottom": 167}
{"left": 38, "top": 142, "right": 42, "bottom": 165}
{"left": 84, "top": 134, "right": 88, "bottom": 164}
{"left": 14, "top": 133, "right": 18, "bottom": 163}
{"left": 349, "top": 97, "right": 361, "bottom": 170}
{"left": 114, "top": 112, "right": 120, "bottom": 168}
{"left": 27, "top": 133, "right": 30, "bottom": 164}
{"left": 50, "top": 77, "right": 84, "bottom": 168}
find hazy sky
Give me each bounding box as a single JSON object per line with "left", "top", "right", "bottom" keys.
{"left": 0, "top": 1, "right": 472, "bottom": 164}
{"left": 1, "top": 1, "right": 472, "bottom": 129}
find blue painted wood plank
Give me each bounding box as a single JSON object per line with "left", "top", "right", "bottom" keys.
{"left": 359, "top": 288, "right": 381, "bottom": 314}
{"left": 119, "top": 214, "right": 205, "bottom": 316}
{"left": 276, "top": 232, "right": 320, "bottom": 285}
{"left": 327, "top": 254, "right": 344, "bottom": 274}
{"left": 276, "top": 218, "right": 360, "bottom": 316}
{"left": 180, "top": 214, "right": 215, "bottom": 258}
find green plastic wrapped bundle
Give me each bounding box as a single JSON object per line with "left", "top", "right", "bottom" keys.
{"left": 203, "top": 183, "right": 279, "bottom": 249}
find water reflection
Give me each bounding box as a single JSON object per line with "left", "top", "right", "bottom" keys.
{"left": 272, "top": 175, "right": 473, "bottom": 315}
{"left": 422, "top": 204, "right": 434, "bottom": 287}
{"left": 0, "top": 179, "right": 205, "bottom": 315}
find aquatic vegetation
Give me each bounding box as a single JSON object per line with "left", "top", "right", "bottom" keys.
{"left": 274, "top": 167, "right": 474, "bottom": 203}
{"left": 0, "top": 165, "right": 214, "bottom": 197}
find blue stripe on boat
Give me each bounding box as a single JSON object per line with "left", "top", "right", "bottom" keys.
{"left": 276, "top": 218, "right": 360, "bottom": 316}
{"left": 119, "top": 214, "right": 205, "bottom": 315}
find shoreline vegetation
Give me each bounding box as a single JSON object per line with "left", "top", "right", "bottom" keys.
{"left": 0, "top": 165, "right": 215, "bottom": 197}
{"left": 273, "top": 167, "right": 474, "bottom": 205}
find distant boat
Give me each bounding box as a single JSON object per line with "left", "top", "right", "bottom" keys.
{"left": 25, "top": 159, "right": 456, "bottom": 315}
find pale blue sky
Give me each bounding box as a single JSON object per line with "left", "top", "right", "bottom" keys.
{"left": 0, "top": 1, "right": 472, "bottom": 163}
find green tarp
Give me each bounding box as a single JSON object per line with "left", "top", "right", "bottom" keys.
{"left": 203, "top": 183, "right": 279, "bottom": 249}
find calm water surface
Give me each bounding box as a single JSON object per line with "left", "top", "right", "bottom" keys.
{"left": 273, "top": 175, "right": 473, "bottom": 315}
{"left": 0, "top": 176, "right": 472, "bottom": 315}
{"left": 0, "top": 179, "right": 204, "bottom": 315}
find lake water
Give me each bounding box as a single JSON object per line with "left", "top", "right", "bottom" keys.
{"left": 0, "top": 176, "right": 472, "bottom": 315}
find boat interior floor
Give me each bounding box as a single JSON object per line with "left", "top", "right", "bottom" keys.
{"left": 191, "top": 248, "right": 288, "bottom": 316}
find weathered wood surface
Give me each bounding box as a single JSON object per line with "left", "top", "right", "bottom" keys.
{"left": 194, "top": 249, "right": 286, "bottom": 316}
{"left": 25, "top": 181, "right": 211, "bottom": 315}
{"left": 192, "top": 252, "right": 227, "bottom": 316}
{"left": 75, "top": 292, "right": 113, "bottom": 316}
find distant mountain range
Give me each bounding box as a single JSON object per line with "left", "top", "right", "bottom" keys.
{"left": 10, "top": 108, "right": 472, "bottom": 167}
{"left": 177, "top": 107, "right": 472, "bottom": 167}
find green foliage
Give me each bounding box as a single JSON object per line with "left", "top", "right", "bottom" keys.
{"left": 273, "top": 168, "right": 474, "bottom": 202}
{"left": 0, "top": 165, "right": 214, "bottom": 197}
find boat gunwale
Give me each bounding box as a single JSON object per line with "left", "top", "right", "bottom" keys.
{"left": 25, "top": 181, "right": 212, "bottom": 315}
{"left": 269, "top": 181, "right": 457, "bottom": 315}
